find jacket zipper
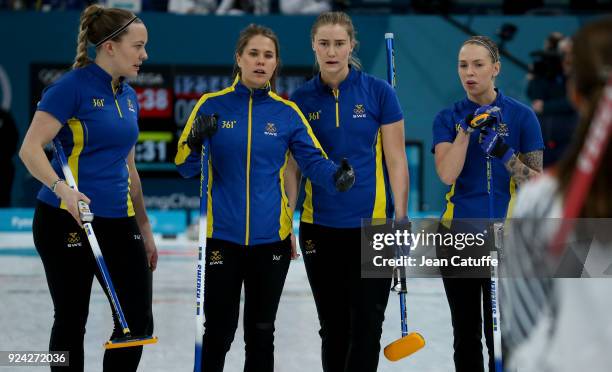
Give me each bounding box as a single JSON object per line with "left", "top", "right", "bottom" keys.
{"left": 112, "top": 83, "right": 123, "bottom": 118}
{"left": 333, "top": 88, "right": 339, "bottom": 127}
{"left": 245, "top": 93, "right": 253, "bottom": 245}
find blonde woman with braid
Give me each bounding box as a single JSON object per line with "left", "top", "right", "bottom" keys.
{"left": 19, "top": 5, "right": 155, "bottom": 371}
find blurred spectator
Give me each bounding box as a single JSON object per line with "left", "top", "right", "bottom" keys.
{"left": 32, "top": 0, "right": 92, "bottom": 10}
{"left": 167, "top": 0, "right": 216, "bottom": 13}
{"left": 215, "top": 0, "right": 256, "bottom": 14}
{"left": 558, "top": 36, "right": 572, "bottom": 76}
{"left": 503, "top": 0, "right": 543, "bottom": 14}
{"left": 280, "top": 0, "right": 329, "bottom": 14}
{"left": 142, "top": 0, "right": 170, "bottom": 11}
{"left": 106, "top": 0, "right": 143, "bottom": 12}
{"left": 0, "top": 108, "right": 18, "bottom": 207}
{"left": 570, "top": 0, "right": 612, "bottom": 12}
{"left": 527, "top": 32, "right": 578, "bottom": 168}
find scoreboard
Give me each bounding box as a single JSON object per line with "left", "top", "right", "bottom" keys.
{"left": 31, "top": 64, "right": 312, "bottom": 173}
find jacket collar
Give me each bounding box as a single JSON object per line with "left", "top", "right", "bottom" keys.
{"left": 314, "top": 65, "right": 358, "bottom": 94}
{"left": 464, "top": 88, "right": 504, "bottom": 110}
{"left": 85, "top": 63, "right": 127, "bottom": 94}
{"left": 232, "top": 74, "right": 272, "bottom": 99}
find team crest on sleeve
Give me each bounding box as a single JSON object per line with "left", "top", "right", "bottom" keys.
{"left": 353, "top": 104, "right": 367, "bottom": 119}
{"left": 264, "top": 122, "right": 278, "bottom": 136}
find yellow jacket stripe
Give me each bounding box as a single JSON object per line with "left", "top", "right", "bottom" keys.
{"left": 441, "top": 183, "right": 456, "bottom": 229}
{"left": 245, "top": 95, "right": 253, "bottom": 245}
{"left": 175, "top": 78, "right": 238, "bottom": 238}
{"left": 505, "top": 178, "right": 517, "bottom": 218}
{"left": 268, "top": 92, "right": 328, "bottom": 159}
{"left": 126, "top": 169, "right": 135, "bottom": 217}
{"left": 302, "top": 180, "right": 314, "bottom": 224}
{"left": 372, "top": 129, "right": 387, "bottom": 219}
{"left": 279, "top": 151, "right": 292, "bottom": 240}
{"left": 206, "top": 155, "right": 214, "bottom": 237}
{"left": 60, "top": 118, "right": 85, "bottom": 210}
{"left": 174, "top": 79, "right": 238, "bottom": 166}
{"left": 269, "top": 92, "right": 327, "bottom": 227}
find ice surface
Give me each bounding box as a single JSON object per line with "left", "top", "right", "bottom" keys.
{"left": 0, "top": 233, "right": 456, "bottom": 371}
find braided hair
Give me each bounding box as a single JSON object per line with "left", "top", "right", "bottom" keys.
{"left": 73, "top": 4, "right": 141, "bottom": 69}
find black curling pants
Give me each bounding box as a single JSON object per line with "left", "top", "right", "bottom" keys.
{"left": 442, "top": 277, "right": 494, "bottom": 372}
{"left": 437, "top": 222, "right": 495, "bottom": 372}
{"left": 299, "top": 222, "right": 391, "bottom": 372}
{"left": 201, "top": 237, "right": 291, "bottom": 372}
{"left": 33, "top": 201, "right": 154, "bottom": 372}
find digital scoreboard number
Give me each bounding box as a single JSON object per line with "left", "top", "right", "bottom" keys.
{"left": 135, "top": 87, "right": 172, "bottom": 118}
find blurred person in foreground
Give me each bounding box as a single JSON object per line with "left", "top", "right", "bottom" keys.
{"left": 503, "top": 16, "right": 612, "bottom": 372}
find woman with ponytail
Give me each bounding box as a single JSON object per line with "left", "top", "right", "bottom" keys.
{"left": 19, "top": 5, "right": 155, "bottom": 371}
{"left": 503, "top": 16, "right": 612, "bottom": 371}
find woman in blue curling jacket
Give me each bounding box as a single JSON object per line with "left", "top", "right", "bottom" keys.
{"left": 175, "top": 24, "right": 354, "bottom": 372}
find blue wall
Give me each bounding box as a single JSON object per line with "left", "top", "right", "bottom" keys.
{"left": 0, "top": 11, "right": 583, "bottom": 211}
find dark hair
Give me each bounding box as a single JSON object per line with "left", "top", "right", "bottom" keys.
{"left": 557, "top": 16, "right": 612, "bottom": 217}
{"left": 463, "top": 35, "right": 500, "bottom": 64}
{"left": 311, "top": 11, "right": 362, "bottom": 70}
{"left": 232, "top": 24, "right": 280, "bottom": 92}
{"left": 73, "top": 4, "right": 142, "bottom": 69}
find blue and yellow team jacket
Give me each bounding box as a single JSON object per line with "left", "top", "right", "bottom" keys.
{"left": 175, "top": 76, "right": 338, "bottom": 246}
{"left": 290, "top": 68, "right": 404, "bottom": 228}
{"left": 37, "top": 63, "right": 139, "bottom": 218}
{"left": 432, "top": 89, "right": 544, "bottom": 221}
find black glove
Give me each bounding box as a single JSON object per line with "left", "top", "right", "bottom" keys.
{"left": 458, "top": 113, "right": 475, "bottom": 134}
{"left": 480, "top": 128, "right": 515, "bottom": 163}
{"left": 334, "top": 158, "right": 355, "bottom": 192}
{"left": 186, "top": 114, "right": 218, "bottom": 151}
